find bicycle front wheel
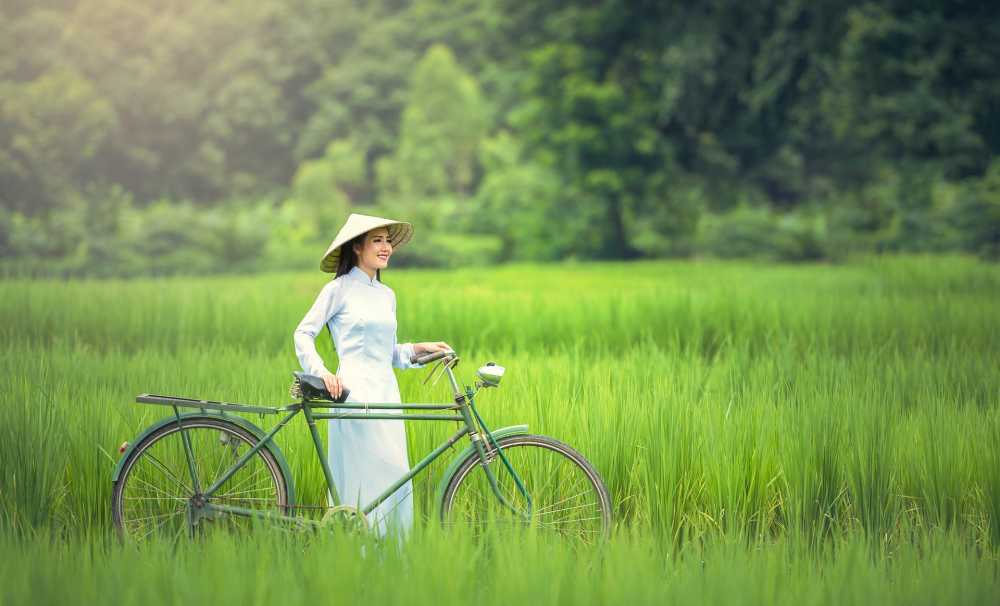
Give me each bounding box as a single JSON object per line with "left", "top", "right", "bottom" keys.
{"left": 111, "top": 416, "right": 289, "bottom": 542}
{"left": 440, "top": 434, "right": 612, "bottom": 542}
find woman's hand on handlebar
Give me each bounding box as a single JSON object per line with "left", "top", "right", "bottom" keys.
{"left": 320, "top": 372, "right": 344, "bottom": 400}
{"left": 414, "top": 341, "right": 453, "bottom": 356}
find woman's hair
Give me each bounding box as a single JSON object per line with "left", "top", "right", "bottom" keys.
{"left": 334, "top": 232, "right": 381, "bottom": 281}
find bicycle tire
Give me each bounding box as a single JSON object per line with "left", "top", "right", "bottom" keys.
{"left": 111, "top": 416, "right": 289, "bottom": 542}
{"left": 440, "top": 434, "right": 612, "bottom": 542}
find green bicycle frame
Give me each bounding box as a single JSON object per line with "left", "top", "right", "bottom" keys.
{"left": 126, "top": 361, "right": 528, "bottom": 528}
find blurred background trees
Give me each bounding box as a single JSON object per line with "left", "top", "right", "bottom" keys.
{"left": 1, "top": 0, "right": 999, "bottom": 276}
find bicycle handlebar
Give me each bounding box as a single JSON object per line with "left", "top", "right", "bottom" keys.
{"left": 410, "top": 349, "right": 457, "bottom": 366}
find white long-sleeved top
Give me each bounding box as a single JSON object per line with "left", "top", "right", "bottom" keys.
{"left": 292, "top": 265, "right": 420, "bottom": 538}
{"left": 294, "top": 265, "right": 419, "bottom": 380}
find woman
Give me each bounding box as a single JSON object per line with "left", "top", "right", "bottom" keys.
{"left": 293, "top": 213, "right": 450, "bottom": 538}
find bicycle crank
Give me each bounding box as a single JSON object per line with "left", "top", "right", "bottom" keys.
{"left": 320, "top": 505, "right": 369, "bottom": 535}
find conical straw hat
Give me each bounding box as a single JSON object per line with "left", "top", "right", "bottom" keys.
{"left": 320, "top": 213, "right": 413, "bottom": 273}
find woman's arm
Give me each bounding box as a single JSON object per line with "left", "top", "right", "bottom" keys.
{"left": 293, "top": 280, "right": 343, "bottom": 377}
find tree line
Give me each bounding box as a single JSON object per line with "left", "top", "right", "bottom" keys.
{"left": 2, "top": 0, "right": 998, "bottom": 276}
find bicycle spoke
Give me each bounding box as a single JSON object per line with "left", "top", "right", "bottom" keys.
{"left": 215, "top": 463, "right": 267, "bottom": 497}
{"left": 127, "top": 507, "right": 186, "bottom": 526}
{"left": 140, "top": 452, "right": 193, "bottom": 494}
{"left": 215, "top": 485, "right": 276, "bottom": 499}
{"left": 128, "top": 475, "right": 186, "bottom": 501}
{"left": 201, "top": 436, "right": 233, "bottom": 492}
{"left": 212, "top": 486, "right": 267, "bottom": 498}
{"left": 125, "top": 494, "right": 187, "bottom": 502}
{"left": 536, "top": 515, "right": 604, "bottom": 526}
{"left": 534, "top": 488, "right": 593, "bottom": 514}
{"left": 137, "top": 509, "right": 186, "bottom": 542}
{"left": 537, "top": 500, "right": 598, "bottom": 519}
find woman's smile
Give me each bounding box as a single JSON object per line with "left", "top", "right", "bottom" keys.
{"left": 371, "top": 247, "right": 391, "bottom": 268}
{"left": 353, "top": 227, "right": 393, "bottom": 274}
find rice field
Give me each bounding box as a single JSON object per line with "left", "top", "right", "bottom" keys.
{"left": 1, "top": 256, "right": 998, "bottom": 603}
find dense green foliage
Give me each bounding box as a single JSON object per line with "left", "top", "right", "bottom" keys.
{"left": 2, "top": 1, "right": 1000, "bottom": 275}
{"left": 1, "top": 258, "right": 998, "bottom": 600}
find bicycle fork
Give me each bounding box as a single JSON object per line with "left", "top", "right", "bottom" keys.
{"left": 458, "top": 388, "right": 533, "bottom": 520}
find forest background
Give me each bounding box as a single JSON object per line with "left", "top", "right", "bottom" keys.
{"left": 2, "top": 0, "right": 999, "bottom": 276}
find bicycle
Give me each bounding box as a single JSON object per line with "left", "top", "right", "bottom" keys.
{"left": 111, "top": 350, "right": 612, "bottom": 543}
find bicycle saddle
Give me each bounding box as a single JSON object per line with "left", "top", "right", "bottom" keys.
{"left": 291, "top": 371, "right": 351, "bottom": 403}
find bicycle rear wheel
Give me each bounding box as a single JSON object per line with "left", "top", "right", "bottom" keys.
{"left": 440, "top": 434, "right": 612, "bottom": 542}
{"left": 111, "top": 416, "right": 289, "bottom": 542}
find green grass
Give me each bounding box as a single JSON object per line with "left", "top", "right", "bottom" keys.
{"left": 1, "top": 256, "right": 998, "bottom": 603}
{"left": 1, "top": 528, "right": 997, "bottom": 606}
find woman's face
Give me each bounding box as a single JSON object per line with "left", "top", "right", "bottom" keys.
{"left": 353, "top": 227, "right": 393, "bottom": 271}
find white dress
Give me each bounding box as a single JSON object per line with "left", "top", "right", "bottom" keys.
{"left": 293, "top": 265, "right": 420, "bottom": 538}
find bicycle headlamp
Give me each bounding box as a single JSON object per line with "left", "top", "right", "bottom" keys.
{"left": 477, "top": 362, "right": 505, "bottom": 387}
